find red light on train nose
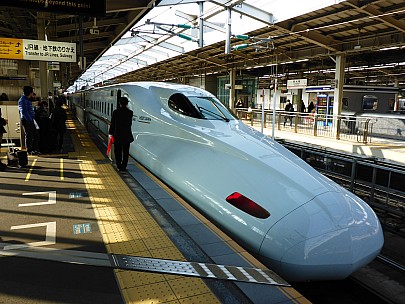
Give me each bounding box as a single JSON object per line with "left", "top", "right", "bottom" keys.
{"left": 226, "top": 192, "right": 270, "bottom": 219}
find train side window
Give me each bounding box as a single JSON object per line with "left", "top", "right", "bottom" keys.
{"left": 362, "top": 95, "right": 378, "bottom": 111}
{"left": 168, "top": 93, "right": 201, "bottom": 118}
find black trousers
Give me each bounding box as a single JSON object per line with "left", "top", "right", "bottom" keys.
{"left": 114, "top": 143, "right": 130, "bottom": 170}
{"left": 55, "top": 130, "right": 64, "bottom": 150}
{"left": 21, "top": 119, "right": 39, "bottom": 152}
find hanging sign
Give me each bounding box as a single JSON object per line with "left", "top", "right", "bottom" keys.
{"left": 0, "top": 38, "right": 76, "bottom": 62}
{"left": 287, "top": 79, "right": 308, "bottom": 89}
{"left": 0, "top": 38, "right": 23, "bottom": 60}
{"left": 1, "top": 0, "right": 106, "bottom": 16}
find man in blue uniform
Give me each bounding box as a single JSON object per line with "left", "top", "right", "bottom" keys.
{"left": 18, "top": 86, "right": 39, "bottom": 155}
{"left": 108, "top": 97, "right": 134, "bottom": 171}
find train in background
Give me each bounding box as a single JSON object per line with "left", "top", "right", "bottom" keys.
{"left": 272, "top": 84, "right": 405, "bottom": 139}
{"left": 71, "top": 82, "right": 384, "bottom": 282}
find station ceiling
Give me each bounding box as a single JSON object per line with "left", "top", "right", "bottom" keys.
{"left": 112, "top": 0, "right": 405, "bottom": 89}
{"left": 0, "top": 0, "right": 157, "bottom": 82}
{"left": 0, "top": 0, "right": 404, "bottom": 89}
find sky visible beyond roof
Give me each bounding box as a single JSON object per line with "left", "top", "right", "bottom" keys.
{"left": 74, "top": 0, "right": 343, "bottom": 89}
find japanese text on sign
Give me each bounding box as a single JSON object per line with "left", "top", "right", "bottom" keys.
{"left": 0, "top": 38, "right": 76, "bottom": 62}
{"left": 0, "top": 38, "right": 23, "bottom": 60}
{"left": 24, "top": 40, "right": 76, "bottom": 62}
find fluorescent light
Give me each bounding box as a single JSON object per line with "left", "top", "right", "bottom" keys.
{"left": 379, "top": 46, "right": 400, "bottom": 51}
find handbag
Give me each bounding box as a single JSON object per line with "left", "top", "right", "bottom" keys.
{"left": 106, "top": 135, "right": 114, "bottom": 160}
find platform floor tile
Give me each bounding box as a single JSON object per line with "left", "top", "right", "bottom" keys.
{"left": 70, "top": 121, "right": 221, "bottom": 303}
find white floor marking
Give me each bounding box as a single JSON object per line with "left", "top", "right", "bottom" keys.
{"left": 4, "top": 222, "right": 56, "bottom": 250}
{"left": 19, "top": 191, "right": 57, "bottom": 207}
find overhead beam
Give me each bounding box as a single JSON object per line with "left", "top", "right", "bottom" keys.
{"left": 158, "top": 0, "right": 199, "bottom": 5}
{"left": 56, "top": 17, "right": 128, "bottom": 33}
{"left": 346, "top": 0, "right": 405, "bottom": 32}
{"left": 210, "top": 0, "right": 276, "bottom": 25}
{"left": 58, "top": 31, "right": 114, "bottom": 42}
{"left": 106, "top": 0, "right": 154, "bottom": 13}
{"left": 158, "top": 0, "right": 275, "bottom": 25}
{"left": 275, "top": 21, "right": 340, "bottom": 52}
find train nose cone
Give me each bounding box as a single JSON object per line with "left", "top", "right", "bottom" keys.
{"left": 260, "top": 191, "right": 384, "bottom": 282}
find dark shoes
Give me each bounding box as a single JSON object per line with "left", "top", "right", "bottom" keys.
{"left": 29, "top": 150, "right": 41, "bottom": 155}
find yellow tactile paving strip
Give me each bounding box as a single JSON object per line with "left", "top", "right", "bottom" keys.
{"left": 136, "top": 163, "right": 307, "bottom": 304}
{"left": 67, "top": 118, "right": 220, "bottom": 304}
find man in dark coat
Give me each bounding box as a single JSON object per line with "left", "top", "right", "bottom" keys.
{"left": 52, "top": 99, "right": 67, "bottom": 152}
{"left": 0, "top": 108, "right": 8, "bottom": 170}
{"left": 108, "top": 97, "right": 134, "bottom": 172}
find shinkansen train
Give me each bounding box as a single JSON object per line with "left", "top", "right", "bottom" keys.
{"left": 71, "top": 82, "right": 384, "bottom": 282}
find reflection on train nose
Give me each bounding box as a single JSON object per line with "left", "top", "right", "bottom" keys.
{"left": 260, "top": 191, "right": 384, "bottom": 282}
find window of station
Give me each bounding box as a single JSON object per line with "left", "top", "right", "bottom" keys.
{"left": 362, "top": 95, "right": 378, "bottom": 111}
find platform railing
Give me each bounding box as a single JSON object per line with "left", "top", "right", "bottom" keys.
{"left": 235, "top": 109, "right": 375, "bottom": 143}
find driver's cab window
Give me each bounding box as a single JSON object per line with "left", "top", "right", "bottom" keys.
{"left": 168, "top": 93, "right": 200, "bottom": 118}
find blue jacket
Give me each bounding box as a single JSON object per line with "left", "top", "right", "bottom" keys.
{"left": 18, "top": 95, "right": 35, "bottom": 122}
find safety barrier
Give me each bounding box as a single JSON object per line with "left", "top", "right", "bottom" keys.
{"left": 235, "top": 109, "right": 375, "bottom": 143}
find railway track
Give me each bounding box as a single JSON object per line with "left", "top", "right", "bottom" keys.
{"left": 281, "top": 141, "right": 405, "bottom": 304}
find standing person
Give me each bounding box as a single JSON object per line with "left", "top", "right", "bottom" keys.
{"left": 52, "top": 99, "right": 67, "bottom": 152}
{"left": 48, "top": 92, "right": 54, "bottom": 114}
{"left": 18, "top": 86, "right": 39, "bottom": 155}
{"left": 284, "top": 100, "right": 292, "bottom": 127}
{"left": 108, "top": 97, "right": 134, "bottom": 172}
{"left": 0, "top": 108, "right": 7, "bottom": 170}
{"left": 288, "top": 102, "right": 295, "bottom": 126}
{"left": 35, "top": 101, "right": 52, "bottom": 153}
{"left": 0, "top": 93, "right": 9, "bottom": 101}
{"left": 235, "top": 98, "right": 243, "bottom": 108}
{"left": 307, "top": 101, "right": 315, "bottom": 114}
{"left": 300, "top": 100, "right": 306, "bottom": 113}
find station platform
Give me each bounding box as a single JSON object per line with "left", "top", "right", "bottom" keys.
{"left": 0, "top": 115, "right": 308, "bottom": 303}
{"left": 250, "top": 123, "right": 405, "bottom": 166}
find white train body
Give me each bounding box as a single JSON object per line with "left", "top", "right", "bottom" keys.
{"left": 74, "top": 82, "right": 383, "bottom": 282}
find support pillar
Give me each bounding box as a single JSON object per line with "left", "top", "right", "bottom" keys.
{"left": 394, "top": 79, "right": 399, "bottom": 111}
{"left": 37, "top": 12, "right": 48, "bottom": 100}
{"left": 198, "top": 2, "right": 204, "bottom": 48}
{"left": 333, "top": 54, "right": 345, "bottom": 139}
{"left": 229, "top": 69, "right": 236, "bottom": 111}
{"left": 225, "top": 8, "right": 231, "bottom": 54}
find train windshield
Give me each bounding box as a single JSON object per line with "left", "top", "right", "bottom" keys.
{"left": 189, "top": 96, "right": 235, "bottom": 121}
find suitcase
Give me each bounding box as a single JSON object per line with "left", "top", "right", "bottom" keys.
{"left": 5, "top": 131, "right": 28, "bottom": 168}
{"left": 7, "top": 148, "right": 28, "bottom": 168}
